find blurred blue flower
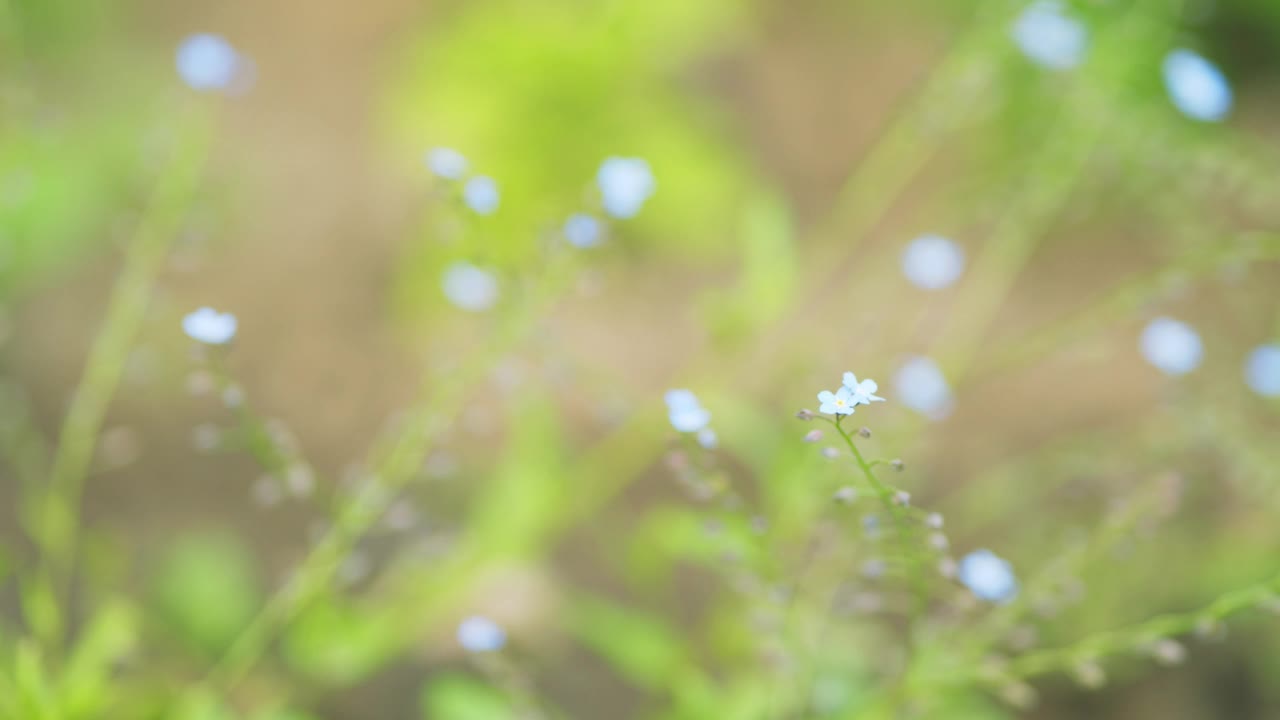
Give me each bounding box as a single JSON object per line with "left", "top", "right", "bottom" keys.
{"left": 1011, "top": 0, "right": 1088, "bottom": 70}
{"left": 175, "top": 34, "right": 242, "bottom": 92}
{"left": 463, "top": 176, "right": 500, "bottom": 215}
{"left": 597, "top": 157, "right": 655, "bottom": 219}
{"left": 564, "top": 213, "right": 604, "bottom": 248}
{"left": 425, "top": 147, "right": 468, "bottom": 180}
{"left": 1245, "top": 344, "right": 1280, "bottom": 397}
{"left": 697, "top": 427, "right": 718, "bottom": 449}
{"left": 842, "top": 372, "right": 886, "bottom": 406}
{"left": 958, "top": 549, "right": 1019, "bottom": 603}
{"left": 893, "top": 356, "right": 953, "bottom": 419}
{"left": 456, "top": 615, "right": 506, "bottom": 652}
{"left": 902, "top": 235, "right": 965, "bottom": 290}
{"left": 441, "top": 262, "right": 499, "bottom": 311}
{"left": 1163, "top": 49, "right": 1232, "bottom": 122}
{"left": 818, "top": 386, "right": 856, "bottom": 416}
{"left": 1140, "top": 317, "right": 1202, "bottom": 375}
{"left": 665, "top": 389, "right": 711, "bottom": 433}
{"left": 182, "top": 307, "right": 237, "bottom": 345}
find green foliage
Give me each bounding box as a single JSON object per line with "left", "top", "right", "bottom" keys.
{"left": 151, "top": 532, "right": 261, "bottom": 656}
{"left": 421, "top": 673, "right": 516, "bottom": 720}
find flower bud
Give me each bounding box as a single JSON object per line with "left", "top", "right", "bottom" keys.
{"left": 795, "top": 409, "right": 815, "bottom": 421}
{"left": 858, "top": 427, "right": 872, "bottom": 438}
{"left": 832, "top": 486, "right": 858, "bottom": 504}
{"left": 803, "top": 429, "right": 824, "bottom": 443}
{"left": 890, "top": 459, "right": 905, "bottom": 472}
{"left": 1151, "top": 638, "right": 1186, "bottom": 666}
{"left": 821, "top": 447, "right": 839, "bottom": 459}
{"left": 893, "top": 490, "right": 911, "bottom": 506}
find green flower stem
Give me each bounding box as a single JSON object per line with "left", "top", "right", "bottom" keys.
{"left": 30, "top": 111, "right": 210, "bottom": 650}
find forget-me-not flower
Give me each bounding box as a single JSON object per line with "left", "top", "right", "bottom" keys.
{"left": 1245, "top": 344, "right": 1280, "bottom": 397}
{"left": 817, "top": 386, "right": 857, "bottom": 416}
{"left": 463, "top": 176, "right": 500, "bottom": 215}
{"left": 564, "top": 213, "right": 603, "bottom": 248}
{"left": 1011, "top": 0, "right": 1089, "bottom": 70}
{"left": 182, "top": 307, "right": 237, "bottom": 345}
{"left": 665, "top": 389, "right": 711, "bottom": 433}
{"left": 442, "top": 262, "right": 500, "bottom": 311}
{"left": 425, "top": 147, "right": 468, "bottom": 180}
{"left": 1163, "top": 49, "right": 1232, "bottom": 122}
{"left": 597, "top": 157, "right": 655, "bottom": 219}
{"left": 842, "top": 372, "right": 885, "bottom": 406}
{"left": 1140, "top": 317, "right": 1202, "bottom": 375}
{"left": 176, "top": 34, "right": 243, "bottom": 92}
{"left": 902, "top": 235, "right": 965, "bottom": 290}
{"left": 894, "top": 356, "right": 953, "bottom": 419}
{"left": 958, "top": 549, "right": 1019, "bottom": 603}
{"left": 697, "top": 426, "right": 718, "bottom": 449}
{"left": 456, "top": 615, "right": 506, "bottom": 652}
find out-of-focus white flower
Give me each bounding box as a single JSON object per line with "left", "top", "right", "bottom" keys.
{"left": 1011, "top": 1, "right": 1088, "bottom": 70}
{"left": 425, "top": 148, "right": 468, "bottom": 180}
{"left": 597, "top": 157, "right": 655, "bottom": 219}
{"left": 1140, "top": 317, "right": 1202, "bottom": 376}
{"left": 1163, "top": 49, "right": 1232, "bottom": 122}
{"left": 958, "top": 549, "right": 1019, "bottom": 603}
{"left": 1245, "top": 344, "right": 1280, "bottom": 397}
{"left": 893, "top": 356, "right": 953, "bottom": 419}
{"left": 564, "top": 213, "right": 604, "bottom": 248}
{"left": 182, "top": 307, "right": 237, "bottom": 345}
{"left": 902, "top": 235, "right": 965, "bottom": 290}
{"left": 456, "top": 615, "right": 506, "bottom": 652}
{"left": 441, "top": 262, "right": 500, "bottom": 312}
{"left": 176, "top": 34, "right": 243, "bottom": 92}
{"left": 665, "top": 389, "right": 711, "bottom": 433}
{"left": 463, "top": 176, "right": 500, "bottom": 215}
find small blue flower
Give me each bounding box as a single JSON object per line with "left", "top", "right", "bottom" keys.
{"left": 182, "top": 307, "right": 237, "bottom": 345}
{"left": 1163, "top": 49, "right": 1232, "bottom": 122}
{"left": 597, "top": 157, "right": 655, "bottom": 219}
{"left": 441, "top": 262, "right": 499, "bottom": 311}
{"left": 1140, "top": 317, "right": 1202, "bottom": 376}
{"left": 1245, "top": 344, "right": 1280, "bottom": 397}
{"left": 456, "top": 615, "right": 506, "bottom": 652}
{"left": 894, "top": 356, "right": 953, "bottom": 419}
{"left": 176, "top": 33, "right": 242, "bottom": 92}
{"left": 1011, "top": 0, "right": 1088, "bottom": 71}
{"left": 665, "top": 389, "right": 711, "bottom": 433}
{"left": 958, "top": 549, "right": 1019, "bottom": 604}
{"left": 842, "top": 372, "right": 886, "bottom": 406}
{"left": 902, "top": 235, "right": 965, "bottom": 290}
{"left": 425, "top": 147, "right": 468, "bottom": 180}
{"left": 697, "top": 427, "right": 718, "bottom": 449}
{"left": 564, "top": 213, "right": 604, "bottom": 248}
{"left": 463, "top": 176, "right": 500, "bottom": 215}
{"left": 817, "top": 386, "right": 856, "bottom": 416}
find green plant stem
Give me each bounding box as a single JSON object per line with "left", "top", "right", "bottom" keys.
{"left": 30, "top": 112, "right": 209, "bottom": 650}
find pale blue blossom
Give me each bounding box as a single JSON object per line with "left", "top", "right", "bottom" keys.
{"left": 1011, "top": 1, "right": 1088, "bottom": 70}
{"left": 182, "top": 307, "right": 237, "bottom": 345}
{"left": 665, "top": 389, "right": 711, "bottom": 433}
{"left": 697, "top": 427, "right": 718, "bottom": 449}
{"left": 1245, "top": 344, "right": 1280, "bottom": 397}
{"left": 456, "top": 615, "right": 506, "bottom": 652}
{"left": 463, "top": 176, "right": 500, "bottom": 215}
{"left": 441, "top": 262, "right": 499, "bottom": 311}
{"left": 564, "top": 213, "right": 603, "bottom": 248}
{"left": 597, "top": 157, "right": 655, "bottom": 219}
{"left": 902, "top": 235, "right": 965, "bottom": 290}
{"left": 817, "top": 386, "right": 856, "bottom": 416}
{"left": 1140, "top": 317, "right": 1202, "bottom": 375}
{"left": 893, "top": 356, "right": 953, "bottom": 419}
{"left": 176, "top": 34, "right": 242, "bottom": 92}
{"left": 425, "top": 147, "right": 468, "bottom": 180}
{"left": 958, "top": 549, "right": 1019, "bottom": 603}
{"left": 842, "top": 372, "right": 885, "bottom": 406}
{"left": 1163, "top": 49, "right": 1232, "bottom": 122}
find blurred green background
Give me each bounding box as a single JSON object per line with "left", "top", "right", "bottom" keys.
{"left": 2, "top": 0, "right": 1280, "bottom": 717}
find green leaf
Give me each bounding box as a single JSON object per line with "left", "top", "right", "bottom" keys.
{"left": 150, "top": 531, "right": 261, "bottom": 656}
{"left": 420, "top": 674, "right": 514, "bottom": 720}
{"left": 61, "top": 597, "right": 139, "bottom": 718}
{"left": 566, "top": 595, "right": 688, "bottom": 690}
